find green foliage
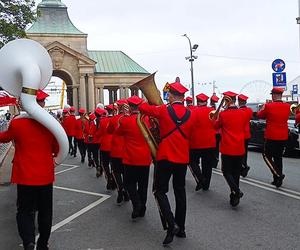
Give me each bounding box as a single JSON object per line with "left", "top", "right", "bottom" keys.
{"left": 0, "top": 0, "right": 36, "bottom": 48}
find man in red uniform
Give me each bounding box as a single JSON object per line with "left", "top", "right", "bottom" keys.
{"left": 185, "top": 96, "right": 195, "bottom": 110}
{"left": 61, "top": 107, "right": 77, "bottom": 156}
{"left": 238, "top": 94, "right": 253, "bottom": 177}
{"left": 99, "top": 105, "right": 115, "bottom": 190}
{"left": 214, "top": 91, "right": 247, "bottom": 207}
{"left": 189, "top": 93, "right": 216, "bottom": 191}
{"left": 84, "top": 113, "right": 98, "bottom": 168}
{"left": 75, "top": 108, "right": 87, "bottom": 163}
{"left": 139, "top": 82, "right": 195, "bottom": 245}
{"left": 210, "top": 94, "right": 220, "bottom": 168}
{"left": 107, "top": 99, "right": 130, "bottom": 204}
{"left": 0, "top": 90, "right": 59, "bottom": 250}
{"left": 257, "top": 87, "right": 290, "bottom": 187}
{"left": 116, "top": 95, "right": 152, "bottom": 219}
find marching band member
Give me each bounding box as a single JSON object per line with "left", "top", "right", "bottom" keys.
{"left": 214, "top": 91, "right": 247, "bottom": 207}
{"left": 139, "top": 82, "right": 195, "bottom": 245}
{"left": 75, "top": 108, "right": 87, "bottom": 163}
{"left": 107, "top": 99, "right": 130, "bottom": 204}
{"left": 84, "top": 113, "right": 97, "bottom": 168}
{"left": 210, "top": 94, "right": 220, "bottom": 168}
{"left": 257, "top": 87, "right": 290, "bottom": 187}
{"left": 238, "top": 94, "right": 253, "bottom": 177}
{"left": 185, "top": 96, "right": 195, "bottom": 110}
{"left": 94, "top": 107, "right": 105, "bottom": 177}
{"left": 61, "top": 107, "right": 76, "bottom": 156}
{"left": 99, "top": 105, "right": 115, "bottom": 190}
{"left": 116, "top": 95, "right": 152, "bottom": 219}
{"left": 189, "top": 93, "right": 216, "bottom": 191}
{"left": 0, "top": 90, "right": 59, "bottom": 250}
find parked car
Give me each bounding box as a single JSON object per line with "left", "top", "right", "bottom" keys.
{"left": 247, "top": 102, "right": 300, "bottom": 153}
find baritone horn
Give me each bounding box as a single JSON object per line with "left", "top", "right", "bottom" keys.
{"left": 209, "top": 95, "right": 232, "bottom": 120}
{"left": 131, "top": 72, "right": 163, "bottom": 158}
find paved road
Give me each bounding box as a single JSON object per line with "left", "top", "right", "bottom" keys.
{"left": 0, "top": 148, "right": 299, "bottom": 250}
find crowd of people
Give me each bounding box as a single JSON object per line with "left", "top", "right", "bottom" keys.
{"left": 0, "top": 83, "right": 297, "bottom": 249}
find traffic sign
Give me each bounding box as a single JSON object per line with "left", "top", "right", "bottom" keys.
{"left": 292, "top": 84, "right": 298, "bottom": 95}
{"left": 272, "top": 72, "right": 286, "bottom": 88}
{"left": 272, "top": 59, "right": 285, "bottom": 72}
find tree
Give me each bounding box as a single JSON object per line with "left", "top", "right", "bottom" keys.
{"left": 0, "top": 0, "right": 36, "bottom": 48}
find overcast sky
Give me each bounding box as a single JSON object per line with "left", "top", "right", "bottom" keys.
{"left": 41, "top": 0, "right": 300, "bottom": 102}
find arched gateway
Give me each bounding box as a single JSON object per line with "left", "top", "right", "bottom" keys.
{"left": 26, "top": 0, "right": 149, "bottom": 111}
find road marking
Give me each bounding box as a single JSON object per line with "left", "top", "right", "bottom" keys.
{"left": 60, "top": 163, "right": 81, "bottom": 167}
{"left": 54, "top": 186, "right": 107, "bottom": 197}
{"left": 212, "top": 169, "right": 300, "bottom": 200}
{"left": 55, "top": 166, "right": 80, "bottom": 175}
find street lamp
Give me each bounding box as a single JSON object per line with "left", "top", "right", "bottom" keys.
{"left": 182, "top": 34, "right": 198, "bottom": 104}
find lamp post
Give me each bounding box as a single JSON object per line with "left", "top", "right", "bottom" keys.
{"left": 182, "top": 34, "right": 198, "bottom": 104}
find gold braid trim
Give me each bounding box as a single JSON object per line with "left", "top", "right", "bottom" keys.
{"left": 21, "top": 87, "right": 37, "bottom": 96}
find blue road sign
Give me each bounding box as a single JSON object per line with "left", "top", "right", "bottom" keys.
{"left": 163, "top": 91, "right": 169, "bottom": 101}
{"left": 272, "top": 72, "right": 286, "bottom": 87}
{"left": 292, "top": 84, "right": 298, "bottom": 94}
{"left": 272, "top": 59, "right": 285, "bottom": 73}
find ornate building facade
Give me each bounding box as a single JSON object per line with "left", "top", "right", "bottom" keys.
{"left": 27, "top": 0, "right": 149, "bottom": 110}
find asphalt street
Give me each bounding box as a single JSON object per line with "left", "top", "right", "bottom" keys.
{"left": 0, "top": 147, "right": 299, "bottom": 250}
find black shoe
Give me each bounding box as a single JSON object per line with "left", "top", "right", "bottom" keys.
{"left": 25, "top": 243, "right": 35, "bottom": 250}
{"left": 116, "top": 192, "right": 123, "bottom": 204}
{"left": 131, "top": 207, "right": 141, "bottom": 220}
{"left": 163, "top": 224, "right": 180, "bottom": 245}
{"left": 202, "top": 186, "right": 209, "bottom": 191}
{"left": 195, "top": 182, "right": 203, "bottom": 191}
{"left": 240, "top": 166, "right": 250, "bottom": 178}
{"left": 88, "top": 159, "right": 92, "bottom": 167}
{"left": 176, "top": 229, "right": 186, "bottom": 238}
{"left": 275, "top": 174, "right": 285, "bottom": 188}
{"left": 37, "top": 245, "right": 49, "bottom": 250}
{"left": 139, "top": 206, "right": 146, "bottom": 217}
{"left": 123, "top": 190, "right": 130, "bottom": 202}
{"left": 230, "top": 192, "right": 240, "bottom": 207}
{"left": 271, "top": 180, "right": 276, "bottom": 186}
{"left": 81, "top": 157, "right": 85, "bottom": 163}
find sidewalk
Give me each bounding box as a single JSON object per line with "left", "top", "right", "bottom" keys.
{"left": 0, "top": 144, "right": 13, "bottom": 185}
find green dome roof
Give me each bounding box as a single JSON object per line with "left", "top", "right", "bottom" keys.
{"left": 27, "top": 0, "right": 86, "bottom": 35}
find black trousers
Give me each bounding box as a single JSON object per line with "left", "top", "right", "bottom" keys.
{"left": 213, "top": 134, "right": 221, "bottom": 168}
{"left": 77, "top": 139, "right": 86, "bottom": 159}
{"left": 67, "top": 136, "right": 74, "bottom": 154}
{"left": 87, "top": 143, "right": 100, "bottom": 167}
{"left": 189, "top": 148, "right": 215, "bottom": 189}
{"left": 242, "top": 139, "right": 249, "bottom": 168}
{"left": 262, "top": 139, "right": 286, "bottom": 180}
{"left": 153, "top": 160, "right": 187, "bottom": 231}
{"left": 100, "top": 151, "right": 111, "bottom": 180}
{"left": 111, "top": 157, "right": 125, "bottom": 192}
{"left": 221, "top": 154, "right": 243, "bottom": 194}
{"left": 16, "top": 184, "right": 53, "bottom": 248}
{"left": 124, "top": 165, "right": 150, "bottom": 210}
{"left": 73, "top": 138, "right": 78, "bottom": 156}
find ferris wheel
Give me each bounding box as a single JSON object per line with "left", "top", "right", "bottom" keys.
{"left": 239, "top": 80, "right": 272, "bottom": 102}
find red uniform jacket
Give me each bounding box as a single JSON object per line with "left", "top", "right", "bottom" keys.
{"left": 107, "top": 114, "right": 124, "bottom": 158}
{"left": 93, "top": 118, "right": 102, "bottom": 144}
{"left": 190, "top": 106, "right": 216, "bottom": 149}
{"left": 61, "top": 114, "right": 77, "bottom": 136}
{"left": 257, "top": 101, "right": 290, "bottom": 140}
{"left": 99, "top": 117, "right": 112, "bottom": 152}
{"left": 139, "top": 102, "right": 195, "bottom": 164}
{"left": 75, "top": 117, "right": 85, "bottom": 140}
{"left": 0, "top": 117, "right": 59, "bottom": 185}
{"left": 214, "top": 106, "right": 247, "bottom": 156}
{"left": 116, "top": 113, "right": 152, "bottom": 166}
{"left": 84, "top": 119, "right": 97, "bottom": 144}
{"left": 187, "top": 105, "right": 196, "bottom": 110}
{"left": 239, "top": 106, "right": 253, "bottom": 140}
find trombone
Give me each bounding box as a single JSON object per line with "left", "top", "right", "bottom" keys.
{"left": 209, "top": 95, "right": 232, "bottom": 120}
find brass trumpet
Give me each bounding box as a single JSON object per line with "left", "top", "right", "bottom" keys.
{"left": 209, "top": 95, "right": 232, "bottom": 120}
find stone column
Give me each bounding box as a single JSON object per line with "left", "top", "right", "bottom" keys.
{"left": 95, "top": 87, "right": 99, "bottom": 105}
{"left": 72, "top": 87, "right": 78, "bottom": 109}
{"left": 109, "top": 88, "right": 113, "bottom": 104}
{"left": 88, "top": 74, "right": 95, "bottom": 111}
{"left": 124, "top": 87, "right": 129, "bottom": 98}
{"left": 99, "top": 86, "right": 104, "bottom": 104}
{"left": 79, "top": 75, "right": 86, "bottom": 109}
{"left": 119, "top": 85, "right": 124, "bottom": 99}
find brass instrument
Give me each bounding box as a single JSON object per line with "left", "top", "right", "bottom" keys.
{"left": 290, "top": 103, "right": 300, "bottom": 115}
{"left": 209, "top": 95, "right": 232, "bottom": 120}
{"left": 131, "top": 72, "right": 163, "bottom": 158}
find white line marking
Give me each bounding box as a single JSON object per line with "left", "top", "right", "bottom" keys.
{"left": 212, "top": 169, "right": 300, "bottom": 200}
{"left": 51, "top": 195, "right": 110, "bottom": 232}
{"left": 60, "top": 163, "right": 80, "bottom": 167}
{"left": 55, "top": 166, "right": 80, "bottom": 175}
{"left": 54, "top": 186, "right": 109, "bottom": 198}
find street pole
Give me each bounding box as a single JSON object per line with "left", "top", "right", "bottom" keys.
{"left": 183, "top": 34, "right": 198, "bottom": 104}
